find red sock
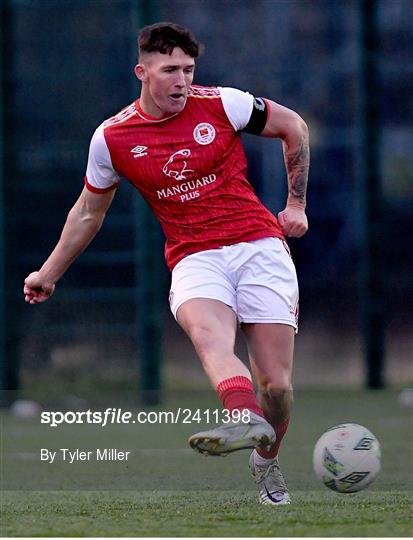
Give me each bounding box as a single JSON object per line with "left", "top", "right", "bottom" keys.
{"left": 216, "top": 376, "right": 264, "bottom": 417}
{"left": 257, "top": 419, "right": 289, "bottom": 459}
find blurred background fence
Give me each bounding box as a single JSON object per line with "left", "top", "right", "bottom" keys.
{"left": 1, "top": 0, "right": 412, "bottom": 404}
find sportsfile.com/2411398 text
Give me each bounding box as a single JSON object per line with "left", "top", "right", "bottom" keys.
{"left": 40, "top": 408, "right": 251, "bottom": 427}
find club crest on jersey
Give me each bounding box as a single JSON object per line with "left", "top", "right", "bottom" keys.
{"left": 162, "top": 149, "right": 194, "bottom": 181}
{"left": 193, "top": 123, "right": 216, "bottom": 145}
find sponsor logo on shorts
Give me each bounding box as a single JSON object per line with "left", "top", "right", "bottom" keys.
{"left": 290, "top": 297, "right": 299, "bottom": 325}
{"left": 193, "top": 123, "right": 216, "bottom": 145}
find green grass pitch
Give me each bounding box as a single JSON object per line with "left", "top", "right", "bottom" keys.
{"left": 1, "top": 389, "right": 412, "bottom": 537}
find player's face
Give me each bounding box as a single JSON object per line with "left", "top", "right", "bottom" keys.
{"left": 136, "top": 48, "right": 195, "bottom": 117}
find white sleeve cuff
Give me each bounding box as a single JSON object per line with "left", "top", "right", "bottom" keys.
{"left": 219, "top": 86, "right": 254, "bottom": 131}
{"left": 85, "top": 123, "right": 120, "bottom": 190}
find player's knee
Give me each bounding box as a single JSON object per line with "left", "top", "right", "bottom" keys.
{"left": 261, "top": 381, "right": 293, "bottom": 403}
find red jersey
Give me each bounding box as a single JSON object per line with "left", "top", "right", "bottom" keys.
{"left": 85, "top": 85, "right": 284, "bottom": 270}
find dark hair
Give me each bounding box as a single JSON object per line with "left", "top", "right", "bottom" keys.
{"left": 138, "top": 22, "right": 202, "bottom": 58}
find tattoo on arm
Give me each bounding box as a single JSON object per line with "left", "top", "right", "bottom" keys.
{"left": 284, "top": 135, "right": 310, "bottom": 205}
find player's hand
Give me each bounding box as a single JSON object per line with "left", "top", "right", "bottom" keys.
{"left": 24, "top": 272, "right": 55, "bottom": 304}
{"left": 277, "top": 205, "right": 308, "bottom": 238}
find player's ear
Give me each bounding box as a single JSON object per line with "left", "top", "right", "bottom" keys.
{"left": 134, "top": 64, "right": 147, "bottom": 83}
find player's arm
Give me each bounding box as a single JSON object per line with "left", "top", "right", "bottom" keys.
{"left": 221, "top": 87, "right": 309, "bottom": 237}
{"left": 260, "top": 99, "right": 310, "bottom": 238}
{"left": 24, "top": 186, "right": 116, "bottom": 304}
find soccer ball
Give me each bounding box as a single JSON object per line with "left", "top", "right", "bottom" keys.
{"left": 313, "top": 423, "right": 381, "bottom": 493}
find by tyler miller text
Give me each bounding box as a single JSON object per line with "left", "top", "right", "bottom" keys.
{"left": 41, "top": 448, "right": 131, "bottom": 464}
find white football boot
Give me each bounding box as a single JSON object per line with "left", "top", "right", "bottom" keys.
{"left": 188, "top": 411, "right": 276, "bottom": 457}
{"left": 249, "top": 450, "right": 291, "bottom": 505}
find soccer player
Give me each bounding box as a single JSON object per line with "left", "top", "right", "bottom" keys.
{"left": 24, "top": 22, "right": 309, "bottom": 505}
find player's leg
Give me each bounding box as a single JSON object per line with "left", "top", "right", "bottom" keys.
{"left": 235, "top": 238, "right": 298, "bottom": 458}
{"left": 176, "top": 298, "right": 276, "bottom": 455}
{"left": 176, "top": 297, "right": 249, "bottom": 385}
{"left": 242, "top": 321, "right": 294, "bottom": 505}
{"left": 234, "top": 237, "right": 297, "bottom": 504}
{"left": 242, "top": 322, "right": 294, "bottom": 458}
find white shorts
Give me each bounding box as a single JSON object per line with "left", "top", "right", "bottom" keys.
{"left": 169, "top": 237, "right": 299, "bottom": 328}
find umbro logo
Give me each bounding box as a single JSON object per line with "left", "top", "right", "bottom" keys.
{"left": 130, "top": 145, "right": 148, "bottom": 157}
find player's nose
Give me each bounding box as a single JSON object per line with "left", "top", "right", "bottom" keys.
{"left": 175, "top": 70, "right": 186, "bottom": 87}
